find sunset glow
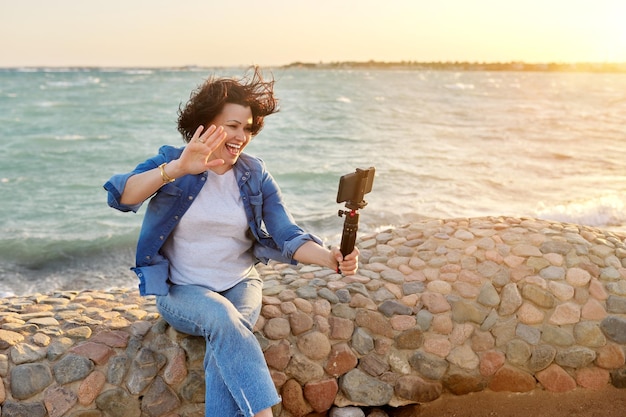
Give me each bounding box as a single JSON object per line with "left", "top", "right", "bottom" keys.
{"left": 1, "top": 0, "right": 625, "bottom": 67}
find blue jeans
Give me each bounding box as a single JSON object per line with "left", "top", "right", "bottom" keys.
{"left": 156, "top": 276, "right": 280, "bottom": 416}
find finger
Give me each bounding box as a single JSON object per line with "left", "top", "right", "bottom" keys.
{"left": 196, "top": 125, "right": 218, "bottom": 143}
{"left": 191, "top": 125, "right": 206, "bottom": 142}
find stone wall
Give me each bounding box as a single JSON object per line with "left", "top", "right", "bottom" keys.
{"left": 1, "top": 216, "right": 626, "bottom": 417}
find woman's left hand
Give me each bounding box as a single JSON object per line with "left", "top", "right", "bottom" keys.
{"left": 331, "top": 247, "right": 360, "bottom": 275}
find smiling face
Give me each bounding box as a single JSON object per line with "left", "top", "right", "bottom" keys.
{"left": 207, "top": 103, "right": 253, "bottom": 174}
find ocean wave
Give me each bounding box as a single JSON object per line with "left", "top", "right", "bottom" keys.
{"left": 535, "top": 194, "right": 626, "bottom": 231}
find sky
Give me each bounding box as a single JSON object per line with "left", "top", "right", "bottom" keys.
{"left": 1, "top": 0, "right": 625, "bottom": 67}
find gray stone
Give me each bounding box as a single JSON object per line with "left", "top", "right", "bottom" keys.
{"left": 0, "top": 401, "right": 47, "bottom": 417}
{"left": 53, "top": 354, "right": 94, "bottom": 385}
{"left": 506, "top": 339, "right": 531, "bottom": 366}
{"left": 329, "top": 406, "right": 366, "bottom": 417}
{"left": 402, "top": 281, "right": 425, "bottom": 295}
{"left": 498, "top": 283, "right": 522, "bottom": 316}
{"left": 285, "top": 353, "right": 325, "bottom": 385}
{"left": 340, "top": 369, "right": 393, "bottom": 406}
{"left": 540, "top": 240, "right": 574, "bottom": 255}
{"left": 126, "top": 348, "right": 162, "bottom": 394}
{"left": 541, "top": 325, "right": 575, "bottom": 346}
{"left": 555, "top": 346, "right": 596, "bottom": 368}
{"left": 352, "top": 327, "right": 375, "bottom": 355}
{"left": 606, "top": 296, "right": 626, "bottom": 314}
{"left": 380, "top": 269, "right": 405, "bottom": 284}
{"left": 336, "top": 289, "right": 351, "bottom": 303}
{"left": 107, "top": 355, "right": 129, "bottom": 385}
{"left": 318, "top": 288, "right": 340, "bottom": 304}
{"left": 378, "top": 300, "right": 413, "bottom": 317}
{"left": 96, "top": 388, "right": 141, "bottom": 417}
{"left": 528, "top": 344, "right": 557, "bottom": 372}
{"left": 540, "top": 266, "right": 565, "bottom": 280}
{"left": 451, "top": 300, "right": 488, "bottom": 324}
{"left": 416, "top": 309, "right": 433, "bottom": 331}
{"left": 516, "top": 324, "right": 541, "bottom": 345}
{"left": 477, "top": 282, "right": 500, "bottom": 307}
{"left": 372, "top": 288, "right": 397, "bottom": 303}
{"left": 600, "top": 315, "right": 626, "bottom": 344}
{"left": 141, "top": 377, "right": 181, "bottom": 416}
{"left": 10, "top": 343, "right": 47, "bottom": 364}
{"left": 180, "top": 371, "right": 205, "bottom": 403}
{"left": 574, "top": 321, "right": 606, "bottom": 347}
{"left": 409, "top": 350, "right": 448, "bottom": 380}
{"left": 295, "top": 285, "right": 318, "bottom": 299}
{"left": 10, "top": 363, "right": 53, "bottom": 400}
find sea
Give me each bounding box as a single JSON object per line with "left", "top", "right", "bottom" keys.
{"left": 1, "top": 66, "right": 626, "bottom": 297}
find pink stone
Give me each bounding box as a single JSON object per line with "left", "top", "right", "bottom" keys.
{"left": 280, "top": 302, "right": 297, "bottom": 314}
{"left": 264, "top": 317, "right": 291, "bottom": 339}
{"left": 328, "top": 316, "right": 354, "bottom": 340}
{"left": 576, "top": 367, "right": 610, "bottom": 390}
{"left": 384, "top": 283, "right": 403, "bottom": 299}
{"left": 516, "top": 302, "right": 545, "bottom": 325}
{"left": 289, "top": 311, "right": 314, "bottom": 336}
{"left": 314, "top": 315, "right": 330, "bottom": 334}
{"left": 589, "top": 278, "right": 608, "bottom": 300}
{"left": 398, "top": 264, "right": 414, "bottom": 275}
{"left": 595, "top": 343, "right": 626, "bottom": 369}
{"left": 293, "top": 298, "right": 313, "bottom": 314}
{"left": 261, "top": 305, "right": 283, "bottom": 319}
{"left": 548, "top": 302, "right": 581, "bottom": 325}
{"left": 44, "top": 386, "right": 77, "bottom": 417}
{"left": 471, "top": 330, "right": 496, "bottom": 352}
{"left": 449, "top": 323, "right": 474, "bottom": 345}
{"left": 90, "top": 330, "right": 130, "bottom": 348}
{"left": 423, "top": 335, "right": 451, "bottom": 358}
{"left": 536, "top": 364, "right": 577, "bottom": 392}
{"left": 503, "top": 255, "right": 525, "bottom": 268}
{"left": 313, "top": 299, "right": 331, "bottom": 317}
{"left": 390, "top": 315, "right": 416, "bottom": 331}
{"left": 405, "top": 270, "right": 426, "bottom": 282}
{"left": 421, "top": 292, "right": 451, "bottom": 314}
{"left": 355, "top": 310, "right": 394, "bottom": 338}
{"left": 458, "top": 270, "right": 482, "bottom": 284}
{"left": 581, "top": 299, "right": 607, "bottom": 320}
{"left": 304, "top": 379, "right": 338, "bottom": 413}
{"left": 566, "top": 267, "right": 591, "bottom": 287}
{"left": 0, "top": 377, "right": 5, "bottom": 403}
{"left": 431, "top": 314, "right": 453, "bottom": 334}
{"left": 78, "top": 371, "right": 106, "bottom": 405}
{"left": 427, "top": 280, "right": 452, "bottom": 294}
{"left": 441, "top": 264, "right": 462, "bottom": 273}
{"left": 70, "top": 342, "right": 114, "bottom": 365}
{"left": 479, "top": 350, "right": 505, "bottom": 376}
{"left": 548, "top": 281, "right": 574, "bottom": 301}
{"left": 297, "top": 331, "right": 330, "bottom": 360}
{"left": 485, "top": 250, "right": 503, "bottom": 263}
{"left": 324, "top": 343, "right": 357, "bottom": 377}
{"left": 349, "top": 293, "right": 378, "bottom": 310}
{"left": 453, "top": 282, "right": 481, "bottom": 298}
{"left": 264, "top": 340, "right": 292, "bottom": 371}
{"left": 544, "top": 253, "right": 563, "bottom": 266}
{"left": 163, "top": 348, "right": 188, "bottom": 385}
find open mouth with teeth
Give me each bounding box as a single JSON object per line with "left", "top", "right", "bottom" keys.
{"left": 225, "top": 143, "right": 241, "bottom": 156}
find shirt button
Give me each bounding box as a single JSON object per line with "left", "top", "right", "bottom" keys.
{"left": 188, "top": 196, "right": 193, "bottom": 200}
{"left": 159, "top": 235, "right": 164, "bottom": 240}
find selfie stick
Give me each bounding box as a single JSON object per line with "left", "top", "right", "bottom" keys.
{"left": 337, "top": 167, "right": 375, "bottom": 257}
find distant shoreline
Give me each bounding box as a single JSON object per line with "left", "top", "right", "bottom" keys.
{"left": 281, "top": 60, "right": 626, "bottom": 73}
{"left": 2, "top": 61, "right": 626, "bottom": 73}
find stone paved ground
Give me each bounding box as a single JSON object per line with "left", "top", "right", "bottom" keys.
{"left": 0, "top": 216, "right": 625, "bottom": 416}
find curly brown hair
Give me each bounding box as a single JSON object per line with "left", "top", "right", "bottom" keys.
{"left": 177, "top": 66, "right": 279, "bottom": 142}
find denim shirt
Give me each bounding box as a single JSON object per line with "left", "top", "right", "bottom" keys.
{"left": 104, "top": 145, "right": 322, "bottom": 296}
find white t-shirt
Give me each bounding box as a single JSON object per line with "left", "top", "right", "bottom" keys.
{"left": 162, "top": 169, "right": 256, "bottom": 291}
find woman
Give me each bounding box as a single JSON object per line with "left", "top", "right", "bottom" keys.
{"left": 104, "top": 67, "right": 359, "bottom": 417}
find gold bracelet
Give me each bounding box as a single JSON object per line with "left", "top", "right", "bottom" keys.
{"left": 158, "top": 163, "right": 175, "bottom": 184}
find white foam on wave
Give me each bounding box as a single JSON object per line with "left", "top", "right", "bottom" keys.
{"left": 536, "top": 193, "right": 626, "bottom": 230}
